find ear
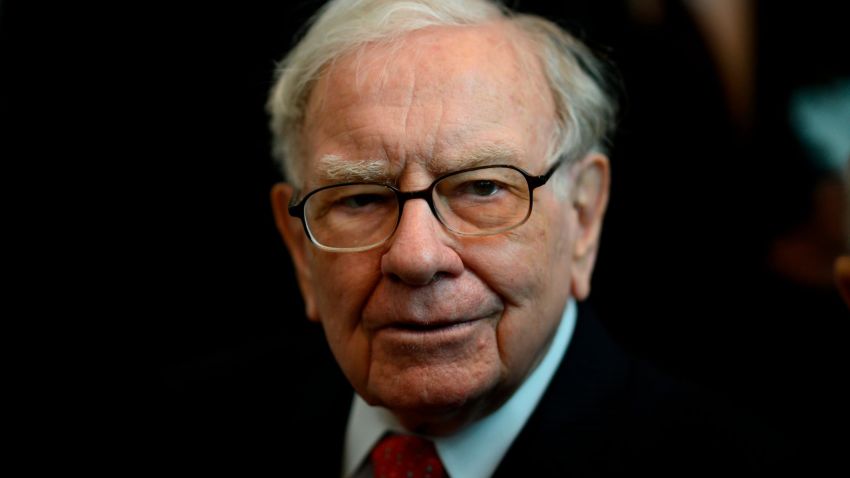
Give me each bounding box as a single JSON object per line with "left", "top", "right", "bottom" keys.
{"left": 271, "top": 183, "right": 319, "bottom": 322}
{"left": 835, "top": 256, "right": 850, "bottom": 309}
{"left": 569, "top": 153, "right": 610, "bottom": 300}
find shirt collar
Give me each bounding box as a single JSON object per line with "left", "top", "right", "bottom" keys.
{"left": 343, "top": 299, "right": 577, "bottom": 478}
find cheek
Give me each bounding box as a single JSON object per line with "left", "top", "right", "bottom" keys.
{"left": 531, "top": 198, "right": 576, "bottom": 284}
{"left": 309, "top": 252, "right": 382, "bottom": 337}
{"left": 462, "top": 202, "right": 574, "bottom": 307}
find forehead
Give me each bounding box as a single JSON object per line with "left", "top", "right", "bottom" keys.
{"left": 301, "top": 22, "right": 555, "bottom": 185}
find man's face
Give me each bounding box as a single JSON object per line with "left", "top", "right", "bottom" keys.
{"left": 273, "top": 23, "right": 608, "bottom": 435}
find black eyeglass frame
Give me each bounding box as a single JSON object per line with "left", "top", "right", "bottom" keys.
{"left": 288, "top": 157, "right": 567, "bottom": 251}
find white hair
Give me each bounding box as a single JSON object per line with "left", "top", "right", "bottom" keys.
{"left": 267, "top": 0, "right": 618, "bottom": 188}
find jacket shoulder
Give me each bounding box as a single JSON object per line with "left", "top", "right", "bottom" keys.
{"left": 494, "top": 302, "right": 769, "bottom": 476}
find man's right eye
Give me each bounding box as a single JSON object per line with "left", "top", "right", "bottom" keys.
{"left": 337, "top": 193, "right": 387, "bottom": 209}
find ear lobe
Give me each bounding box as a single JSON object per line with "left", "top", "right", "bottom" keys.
{"left": 569, "top": 153, "right": 610, "bottom": 300}
{"left": 271, "top": 183, "right": 319, "bottom": 322}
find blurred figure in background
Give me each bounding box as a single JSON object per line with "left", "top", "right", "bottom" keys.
{"left": 836, "top": 159, "right": 850, "bottom": 308}
{"left": 835, "top": 161, "right": 850, "bottom": 308}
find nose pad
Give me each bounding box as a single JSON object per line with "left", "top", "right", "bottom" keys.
{"left": 380, "top": 198, "right": 463, "bottom": 286}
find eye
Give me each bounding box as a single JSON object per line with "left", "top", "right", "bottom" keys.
{"left": 464, "top": 180, "right": 501, "bottom": 197}
{"left": 339, "top": 193, "right": 387, "bottom": 208}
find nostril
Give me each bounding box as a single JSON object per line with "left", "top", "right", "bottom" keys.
{"left": 429, "top": 272, "right": 445, "bottom": 284}
{"left": 388, "top": 272, "right": 443, "bottom": 285}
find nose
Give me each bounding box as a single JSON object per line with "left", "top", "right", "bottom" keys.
{"left": 380, "top": 198, "right": 464, "bottom": 286}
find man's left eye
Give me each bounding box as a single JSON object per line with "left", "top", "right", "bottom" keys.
{"left": 465, "top": 180, "right": 500, "bottom": 196}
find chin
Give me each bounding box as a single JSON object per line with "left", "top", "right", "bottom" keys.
{"left": 363, "top": 363, "right": 504, "bottom": 434}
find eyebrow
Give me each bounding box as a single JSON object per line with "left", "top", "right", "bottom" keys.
{"left": 317, "top": 154, "right": 393, "bottom": 183}
{"left": 429, "top": 144, "right": 523, "bottom": 176}
{"left": 315, "top": 144, "right": 523, "bottom": 185}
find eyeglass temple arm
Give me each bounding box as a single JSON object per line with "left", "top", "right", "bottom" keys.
{"left": 527, "top": 156, "right": 567, "bottom": 189}
{"left": 288, "top": 192, "right": 305, "bottom": 218}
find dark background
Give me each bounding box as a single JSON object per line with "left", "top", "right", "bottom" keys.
{"left": 4, "top": 0, "right": 847, "bottom": 464}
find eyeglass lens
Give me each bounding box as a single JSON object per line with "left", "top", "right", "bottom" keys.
{"left": 302, "top": 167, "right": 532, "bottom": 250}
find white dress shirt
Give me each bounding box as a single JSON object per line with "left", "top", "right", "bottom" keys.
{"left": 343, "top": 299, "right": 577, "bottom": 478}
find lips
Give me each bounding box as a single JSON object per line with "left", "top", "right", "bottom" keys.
{"left": 382, "top": 317, "right": 484, "bottom": 332}
{"left": 364, "top": 303, "right": 502, "bottom": 333}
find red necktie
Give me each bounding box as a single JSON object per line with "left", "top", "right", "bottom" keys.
{"left": 371, "top": 434, "right": 447, "bottom": 478}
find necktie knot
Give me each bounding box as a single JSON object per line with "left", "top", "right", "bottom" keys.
{"left": 371, "top": 434, "right": 446, "bottom": 478}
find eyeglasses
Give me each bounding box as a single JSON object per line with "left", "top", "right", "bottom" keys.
{"left": 288, "top": 158, "right": 566, "bottom": 252}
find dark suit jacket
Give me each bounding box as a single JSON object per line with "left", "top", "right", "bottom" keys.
{"left": 153, "top": 302, "right": 774, "bottom": 476}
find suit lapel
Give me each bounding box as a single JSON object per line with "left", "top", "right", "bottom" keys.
{"left": 493, "top": 302, "right": 633, "bottom": 476}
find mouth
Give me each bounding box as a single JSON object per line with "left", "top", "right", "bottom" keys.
{"left": 370, "top": 312, "right": 499, "bottom": 349}
{"left": 387, "top": 318, "right": 481, "bottom": 332}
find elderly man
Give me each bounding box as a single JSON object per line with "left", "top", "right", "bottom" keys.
{"left": 260, "top": 0, "right": 763, "bottom": 477}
